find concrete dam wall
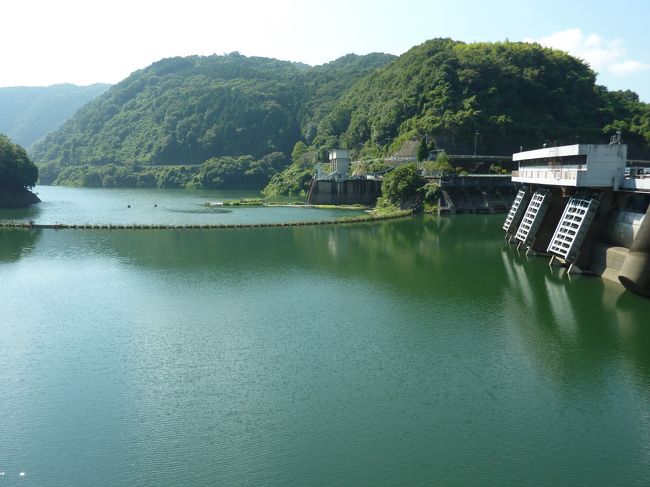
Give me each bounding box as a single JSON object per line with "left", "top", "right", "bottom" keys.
{"left": 308, "top": 174, "right": 518, "bottom": 211}
{"left": 307, "top": 179, "right": 383, "bottom": 206}
{"left": 436, "top": 175, "right": 517, "bottom": 214}
{"left": 504, "top": 186, "right": 650, "bottom": 298}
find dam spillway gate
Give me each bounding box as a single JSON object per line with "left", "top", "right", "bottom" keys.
{"left": 503, "top": 143, "right": 650, "bottom": 298}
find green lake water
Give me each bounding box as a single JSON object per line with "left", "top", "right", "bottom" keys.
{"left": 1, "top": 188, "right": 650, "bottom": 486}
{"left": 0, "top": 186, "right": 365, "bottom": 225}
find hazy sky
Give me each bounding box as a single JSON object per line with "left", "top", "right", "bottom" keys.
{"left": 3, "top": 0, "right": 649, "bottom": 100}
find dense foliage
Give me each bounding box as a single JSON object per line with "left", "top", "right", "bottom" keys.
{"left": 0, "top": 134, "right": 38, "bottom": 190}
{"left": 0, "top": 84, "right": 109, "bottom": 148}
{"left": 190, "top": 152, "right": 284, "bottom": 189}
{"left": 262, "top": 142, "right": 317, "bottom": 196}
{"left": 378, "top": 164, "right": 425, "bottom": 207}
{"left": 267, "top": 39, "right": 650, "bottom": 194}
{"left": 29, "top": 41, "right": 650, "bottom": 194}
{"left": 41, "top": 153, "right": 286, "bottom": 190}
{"left": 31, "top": 53, "right": 394, "bottom": 177}
{"left": 313, "top": 39, "right": 650, "bottom": 159}
{"left": 422, "top": 151, "right": 454, "bottom": 175}
{"left": 298, "top": 53, "right": 397, "bottom": 141}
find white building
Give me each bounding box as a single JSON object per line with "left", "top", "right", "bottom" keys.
{"left": 329, "top": 149, "right": 350, "bottom": 181}
{"left": 512, "top": 144, "right": 627, "bottom": 189}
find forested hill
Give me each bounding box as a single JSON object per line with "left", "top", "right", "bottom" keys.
{"left": 31, "top": 52, "right": 395, "bottom": 169}
{"left": 0, "top": 83, "right": 110, "bottom": 148}
{"left": 298, "top": 53, "right": 399, "bottom": 139}
{"left": 30, "top": 41, "right": 650, "bottom": 191}
{"left": 313, "top": 38, "right": 650, "bottom": 159}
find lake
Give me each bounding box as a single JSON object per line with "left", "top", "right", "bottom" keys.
{"left": 0, "top": 186, "right": 365, "bottom": 226}
{"left": 1, "top": 188, "right": 650, "bottom": 486}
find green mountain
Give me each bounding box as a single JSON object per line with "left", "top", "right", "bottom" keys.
{"left": 313, "top": 38, "right": 650, "bottom": 158}
{"left": 0, "top": 83, "right": 110, "bottom": 148}
{"left": 298, "top": 53, "right": 399, "bottom": 140}
{"left": 32, "top": 53, "right": 395, "bottom": 170}
{"left": 30, "top": 41, "right": 650, "bottom": 192}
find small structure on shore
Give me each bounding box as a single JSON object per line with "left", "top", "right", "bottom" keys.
{"left": 330, "top": 149, "right": 350, "bottom": 181}
{"left": 309, "top": 149, "right": 382, "bottom": 205}
{"left": 316, "top": 149, "right": 351, "bottom": 181}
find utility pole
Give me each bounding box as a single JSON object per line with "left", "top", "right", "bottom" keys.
{"left": 474, "top": 130, "right": 479, "bottom": 156}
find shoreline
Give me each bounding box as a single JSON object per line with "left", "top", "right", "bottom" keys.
{"left": 210, "top": 199, "right": 368, "bottom": 211}
{"left": 0, "top": 188, "right": 41, "bottom": 209}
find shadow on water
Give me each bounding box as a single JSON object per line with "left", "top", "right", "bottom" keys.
{"left": 0, "top": 229, "right": 42, "bottom": 262}
{"left": 0, "top": 203, "right": 42, "bottom": 222}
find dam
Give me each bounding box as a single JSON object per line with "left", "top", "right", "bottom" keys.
{"left": 502, "top": 142, "right": 650, "bottom": 297}
{"left": 306, "top": 149, "right": 517, "bottom": 209}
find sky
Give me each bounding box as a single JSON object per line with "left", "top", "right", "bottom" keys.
{"left": 2, "top": 0, "right": 649, "bottom": 100}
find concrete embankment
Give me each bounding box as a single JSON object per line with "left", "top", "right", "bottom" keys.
{"left": 0, "top": 210, "right": 412, "bottom": 231}
{"left": 307, "top": 179, "right": 383, "bottom": 206}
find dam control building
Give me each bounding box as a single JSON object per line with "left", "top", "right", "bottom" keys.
{"left": 503, "top": 142, "right": 650, "bottom": 297}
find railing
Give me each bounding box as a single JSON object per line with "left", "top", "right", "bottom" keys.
{"left": 513, "top": 170, "right": 579, "bottom": 181}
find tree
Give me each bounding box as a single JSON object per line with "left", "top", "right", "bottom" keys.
{"left": 380, "top": 163, "right": 425, "bottom": 206}
{"left": 0, "top": 134, "right": 38, "bottom": 190}
{"left": 422, "top": 151, "right": 454, "bottom": 175}
{"left": 417, "top": 138, "right": 429, "bottom": 161}
{"left": 291, "top": 141, "right": 309, "bottom": 162}
{"left": 432, "top": 151, "right": 453, "bottom": 173}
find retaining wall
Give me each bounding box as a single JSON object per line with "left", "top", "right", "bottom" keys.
{"left": 307, "top": 179, "right": 382, "bottom": 206}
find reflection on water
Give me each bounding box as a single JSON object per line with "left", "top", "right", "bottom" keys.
{"left": 544, "top": 271, "right": 578, "bottom": 337}
{"left": 0, "top": 229, "right": 41, "bottom": 262}
{"left": 1, "top": 214, "right": 650, "bottom": 485}
{"left": 0, "top": 202, "right": 42, "bottom": 222}
{"left": 0, "top": 186, "right": 364, "bottom": 225}
{"left": 500, "top": 242, "right": 650, "bottom": 381}
{"left": 10, "top": 216, "right": 649, "bottom": 372}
